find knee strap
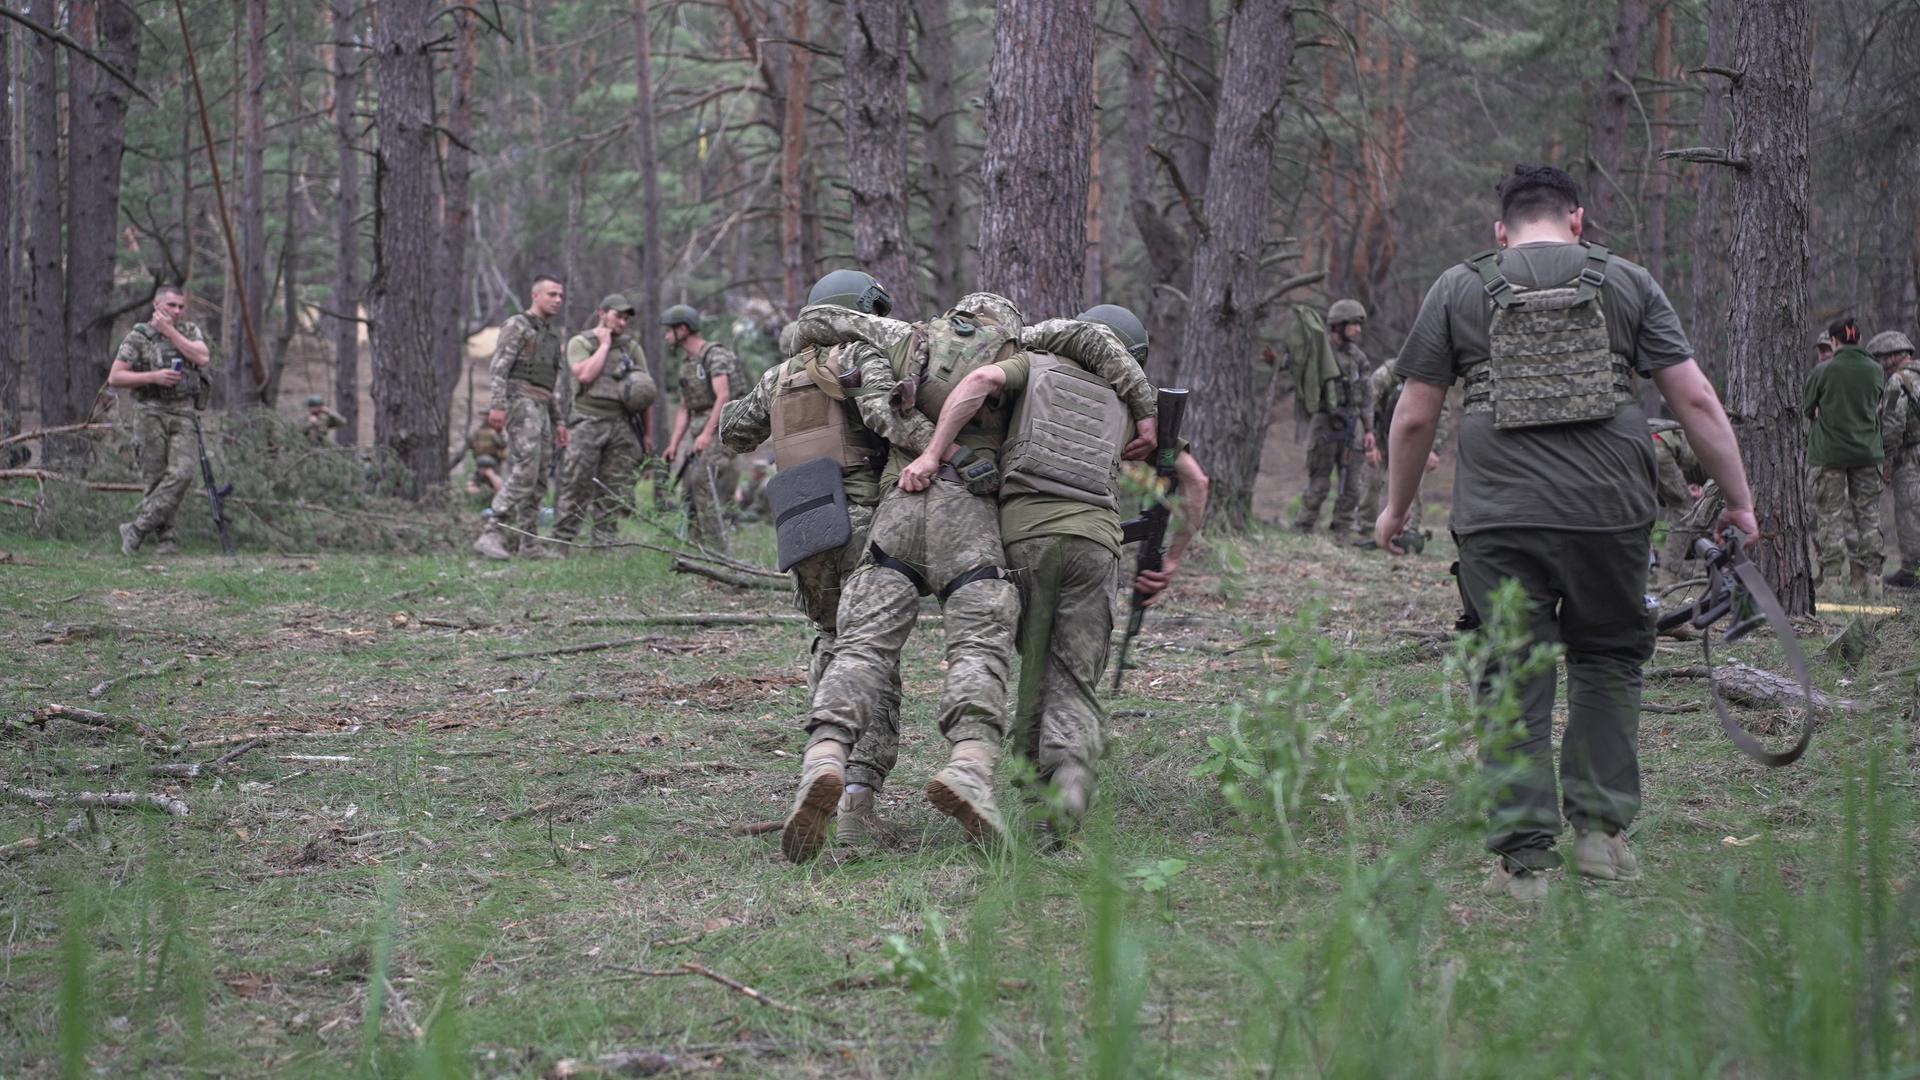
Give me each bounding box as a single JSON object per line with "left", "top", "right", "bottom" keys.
{"left": 939, "top": 563, "right": 1007, "bottom": 604}
{"left": 868, "top": 541, "right": 932, "bottom": 597}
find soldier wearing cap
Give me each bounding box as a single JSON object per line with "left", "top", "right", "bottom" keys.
{"left": 551, "top": 293, "right": 657, "bottom": 549}
{"left": 1872, "top": 329, "right": 1920, "bottom": 587}
{"left": 1815, "top": 331, "right": 1835, "bottom": 366}
{"left": 662, "top": 303, "right": 740, "bottom": 551}
{"left": 304, "top": 394, "right": 346, "bottom": 446}
{"left": 1294, "top": 298, "right": 1369, "bottom": 533}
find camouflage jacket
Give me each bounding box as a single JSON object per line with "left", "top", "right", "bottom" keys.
{"left": 1363, "top": 361, "right": 1450, "bottom": 453}
{"left": 486, "top": 312, "right": 571, "bottom": 424}
{"left": 1648, "top": 420, "right": 1702, "bottom": 508}
{"left": 304, "top": 409, "right": 346, "bottom": 445}
{"left": 115, "top": 320, "right": 210, "bottom": 408}
{"left": 1881, "top": 366, "right": 1920, "bottom": 459}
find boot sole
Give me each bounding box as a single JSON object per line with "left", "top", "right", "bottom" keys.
{"left": 925, "top": 776, "right": 1003, "bottom": 846}
{"left": 1573, "top": 855, "right": 1641, "bottom": 882}
{"left": 780, "top": 769, "right": 844, "bottom": 864}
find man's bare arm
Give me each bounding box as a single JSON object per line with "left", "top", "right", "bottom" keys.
{"left": 1652, "top": 359, "right": 1758, "bottom": 537}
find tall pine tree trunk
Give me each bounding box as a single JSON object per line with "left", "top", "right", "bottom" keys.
{"left": 845, "top": 0, "right": 919, "bottom": 317}
{"left": 1689, "top": 0, "right": 1734, "bottom": 386}
{"left": 27, "top": 0, "right": 66, "bottom": 433}
{"left": 632, "top": 0, "right": 667, "bottom": 440}
{"left": 64, "top": 0, "right": 143, "bottom": 425}
{"left": 915, "top": 0, "right": 965, "bottom": 308}
{"left": 433, "top": 8, "right": 476, "bottom": 416}
{"left": 1585, "top": 0, "right": 1649, "bottom": 244}
{"left": 977, "top": 0, "right": 1097, "bottom": 318}
{"left": 370, "top": 0, "right": 446, "bottom": 498}
{"left": 1645, "top": 2, "right": 1672, "bottom": 281}
{"left": 779, "top": 0, "right": 811, "bottom": 312}
{"left": 0, "top": 17, "right": 16, "bottom": 434}
{"left": 227, "top": 0, "right": 267, "bottom": 408}
{"left": 329, "top": 0, "right": 361, "bottom": 444}
{"left": 1174, "top": 0, "right": 1294, "bottom": 529}
{"left": 1725, "top": 0, "right": 1813, "bottom": 612}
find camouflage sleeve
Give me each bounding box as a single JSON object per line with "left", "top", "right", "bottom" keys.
{"left": 487, "top": 315, "right": 529, "bottom": 414}
{"left": 851, "top": 344, "right": 936, "bottom": 453}
{"left": 706, "top": 345, "right": 741, "bottom": 380}
{"left": 1362, "top": 363, "right": 1389, "bottom": 432}
{"left": 791, "top": 303, "right": 914, "bottom": 353}
{"left": 720, "top": 365, "right": 781, "bottom": 454}
{"left": 1019, "top": 318, "right": 1158, "bottom": 421}
{"left": 1653, "top": 439, "right": 1691, "bottom": 508}
{"left": 553, "top": 336, "right": 573, "bottom": 425}
{"left": 177, "top": 320, "right": 206, "bottom": 345}
{"left": 1881, "top": 378, "right": 1908, "bottom": 460}
{"left": 1432, "top": 392, "right": 1453, "bottom": 454}
{"left": 113, "top": 328, "right": 145, "bottom": 369}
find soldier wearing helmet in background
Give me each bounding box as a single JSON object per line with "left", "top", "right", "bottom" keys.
{"left": 1872, "top": 330, "right": 1920, "bottom": 588}
{"left": 662, "top": 303, "right": 740, "bottom": 551}
{"left": 1355, "top": 353, "right": 1448, "bottom": 547}
{"left": 1294, "top": 298, "right": 1369, "bottom": 533}
{"left": 551, "top": 293, "right": 657, "bottom": 550}
{"left": 304, "top": 395, "right": 345, "bottom": 446}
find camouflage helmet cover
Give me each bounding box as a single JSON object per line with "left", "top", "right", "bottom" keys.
{"left": 1075, "top": 303, "right": 1149, "bottom": 362}
{"left": 661, "top": 303, "right": 701, "bottom": 329}
{"left": 1327, "top": 298, "right": 1367, "bottom": 326}
{"left": 1867, "top": 330, "right": 1915, "bottom": 357}
{"left": 305, "top": 394, "right": 325, "bottom": 408}
{"left": 806, "top": 269, "right": 893, "bottom": 317}
{"left": 951, "top": 292, "right": 1024, "bottom": 337}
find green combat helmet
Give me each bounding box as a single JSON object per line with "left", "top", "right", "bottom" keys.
{"left": 1867, "top": 330, "right": 1914, "bottom": 357}
{"left": 475, "top": 454, "right": 499, "bottom": 470}
{"left": 1328, "top": 298, "right": 1367, "bottom": 327}
{"left": 305, "top": 394, "right": 325, "bottom": 408}
{"left": 806, "top": 269, "right": 893, "bottom": 317}
{"left": 1075, "top": 304, "right": 1149, "bottom": 364}
{"left": 662, "top": 304, "right": 700, "bottom": 330}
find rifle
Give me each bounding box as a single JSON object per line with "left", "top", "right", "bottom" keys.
{"left": 189, "top": 416, "right": 235, "bottom": 556}
{"left": 1112, "top": 387, "right": 1189, "bottom": 691}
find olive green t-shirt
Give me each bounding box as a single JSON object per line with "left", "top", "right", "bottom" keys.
{"left": 1393, "top": 242, "right": 1694, "bottom": 534}
{"left": 1803, "top": 345, "right": 1884, "bottom": 468}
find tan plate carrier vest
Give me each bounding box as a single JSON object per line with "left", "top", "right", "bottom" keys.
{"left": 1462, "top": 243, "right": 1634, "bottom": 429}
{"left": 1000, "top": 353, "right": 1128, "bottom": 510}
{"left": 770, "top": 345, "right": 884, "bottom": 473}
{"left": 579, "top": 339, "right": 657, "bottom": 415}
{"left": 507, "top": 316, "right": 562, "bottom": 392}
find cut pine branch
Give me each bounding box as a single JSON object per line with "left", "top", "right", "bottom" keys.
{"left": 1, "top": 782, "right": 189, "bottom": 817}
{"left": 1660, "top": 146, "right": 1750, "bottom": 170}
{"left": 37, "top": 704, "right": 168, "bottom": 742}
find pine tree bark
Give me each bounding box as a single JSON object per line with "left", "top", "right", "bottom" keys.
{"left": 329, "top": 0, "right": 362, "bottom": 445}
{"left": 433, "top": 8, "right": 476, "bottom": 415}
{"left": 977, "top": 0, "right": 1098, "bottom": 319}
{"left": 0, "top": 18, "right": 16, "bottom": 433}
{"left": 26, "top": 0, "right": 66, "bottom": 433}
{"left": 1645, "top": 2, "right": 1672, "bottom": 281}
{"left": 1586, "top": 0, "right": 1650, "bottom": 244}
{"left": 370, "top": 0, "right": 446, "bottom": 498}
{"left": 779, "top": 0, "right": 811, "bottom": 312}
{"left": 226, "top": 0, "right": 267, "bottom": 408}
{"left": 1725, "top": 0, "right": 1813, "bottom": 613}
{"left": 914, "top": 0, "right": 965, "bottom": 308}
{"left": 631, "top": 0, "right": 667, "bottom": 440}
{"left": 1173, "top": 0, "right": 1294, "bottom": 530}
{"left": 1689, "top": 0, "right": 1734, "bottom": 386}
{"left": 845, "top": 0, "right": 919, "bottom": 318}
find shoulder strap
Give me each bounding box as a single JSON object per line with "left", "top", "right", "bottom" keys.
{"left": 1465, "top": 249, "right": 1518, "bottom": 310}
{"left": 802, "top": 347, "right": 850, "bottom": 401}
{"left": 1574, "top": 242, "right": 1611, "bottom": 303}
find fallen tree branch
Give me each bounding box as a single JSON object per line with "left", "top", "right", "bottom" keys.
{"left": 572, "top": 613, "right": 811, "bottom": 628}
{"left": 670, "top": 555, "right": 787, "bottom": 591}
{"left": 492, "top": 635, "right": 672, "bottom": 661}
{"left": 36, "top": 703, "right": 168, "bottom": 742}
{"left": 1659, "top": 146, "right": 1750, "bottom": 170}
{"left": 89, "top": 658, "right": 185, "bottom": 700}
{"left": 0, "top": 815, "right": 86, "bottom": 861}
{"left": 496, "top": 800, "right": 560, "bottom": 823}
{"left": 1, "top": 782, "right": 189, "bottom": 817}
{"left": 1647, "top": 660, "right": 1853, "bottom": 717}
{"left": 0, "top": 423, "right": 114, "bottom": 450}
{"left": 169, "top": 725, "right": 363, "bottom": 753}
{"left": 680, "top": 962, "right": 808, "bottom": 1016}
{"left": 729, "top": 820, "right": 782, "bottom": 836}
{"left": 276, "top": 754, "right": 356, "bottom": 764}
{"left": 0, "top": 469, "right": 143, "bottom": 492}
{"left": 545, "top": 1048, "right": 716, "bottom": 1077}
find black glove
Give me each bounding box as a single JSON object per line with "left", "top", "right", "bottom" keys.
{"left": 950, "top": 446, "right": 1000, "bottom": 497}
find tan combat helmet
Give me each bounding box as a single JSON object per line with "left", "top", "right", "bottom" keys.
{"left": 1866, "top": 330, "right": 1914, "bottom": 358}
{"left": 1328, "top": 298, "right": 1367, "bottom": 327}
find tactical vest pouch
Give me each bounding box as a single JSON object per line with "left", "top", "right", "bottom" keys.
{"left": 913, "top": 310, "right": 1018, "bottom": 422}
{"left": 770, "top": 348, "right": 882, "bottom": 473}
{"left": 767, "top": 456, "right": 852, "bottom": 572}
{"left": 1468, "top": 244, "right": 1629, "bottom": 430}
{"left": 506, "top": 318, "right": 560, "bottom": 392}
{"left": 1000, "top": 353, "right": 1127, "bottom": 509}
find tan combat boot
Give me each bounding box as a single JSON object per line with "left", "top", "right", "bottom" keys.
{"left": 1481, "top": 860, "right": 1549, "bottom": 901}
{"left": 520, "top": 537, "right": 563, "bottom": 560}
{"left": 1571, "top": 828, "right": 1641, "bottom": 881}
{"left": 926, "top": 739, "right": 1006, "bottom": 845}
{"left": 118, "top": 522, "right": 143, "bottom": 556}
{"left": 835, "top": 784, "right": 894, "bottom": 847}
{"left": 1047, "top": 763, "right": 1094, "bottom": 834}
{"left": 472, "top": 529, "right": 512, "bottom": 561}
{"left": 781, "top": 740, "right": 848, "bottom": 863}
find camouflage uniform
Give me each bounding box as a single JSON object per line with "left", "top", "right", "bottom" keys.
{"left": 553, "top": 332, "right": 651, "bottom": 546}
{"left": 479, "top": 312, "right": 570, "bottom": 552}
{"left": 1664, "top": 479, "right": 1725, "bottom": 576}
{"left": 304, "top": 409, "right": 345, "bottom": 446}
{"left": 1354, "top": 361, "right": 1450, "bottom": 534}
{"left": 673, "top": 341, "right": 741, "bottom": 550}
{"left": 1879, "top": 364, "right": 1920, "bottom": 574}
{"left": 116, "top": 320, "right": 210, "bottom": 546}
{"left": 1804, "top": 342, "right": 1886, "bottom": 587}
{"left": 1295, "top": 339, "right": 1367, "bottom": 531}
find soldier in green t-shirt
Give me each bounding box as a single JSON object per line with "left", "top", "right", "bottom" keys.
{"left": 1803, "top": 317, "right": 1887, "bottom": 593}
{"left": 1378, "top": 164, "right": 1756, "bottom": 900}
{"left": 552, "top": 294, "right": 657, "bottom": 549}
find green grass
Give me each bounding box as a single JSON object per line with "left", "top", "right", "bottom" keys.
{"left": 1, "top": 522, "right": 1915, "bottom": 1077}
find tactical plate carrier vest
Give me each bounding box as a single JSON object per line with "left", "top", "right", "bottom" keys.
{"left": 1000, "top": 353, "right": 1127, "bottom": 509}
{"left": 770, "top": 346, "right": 885, "bottom": 473}
{"left": 506, "top": 315, "right": 562, "bottom": 393}
{"left": 900, "top": 310, "right": 1017, "bottom": 444}
{"left": 576, "top": 337, "right": 655, "bottom": 418}
{"left": 126, "top": 324, "right": 207, "bottom": 408}
{"left": 1461, "top": 243, "right": 1634, "bottom": 429}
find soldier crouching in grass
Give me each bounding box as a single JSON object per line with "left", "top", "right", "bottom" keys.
{"left": 1376, "top": 163, "right": 1757, "bottom": 900}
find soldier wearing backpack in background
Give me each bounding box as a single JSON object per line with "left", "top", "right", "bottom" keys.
{"left": 1294, "top": 299, "right": 1369, "bottom": 533}
{"left": 1376, "top": 163, "right": 1756, "bottom": 900}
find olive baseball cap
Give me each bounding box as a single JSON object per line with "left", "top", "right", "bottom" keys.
{"left": 599, "top": 293, "right": 636, "bottom": 316}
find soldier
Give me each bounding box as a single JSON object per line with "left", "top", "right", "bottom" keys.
{"left": 1356, "top": 358, "right": 1448, "bottom": 546}
{"left": 107, "top": 286, "right": 213, "bottom": 556}
{"left": 1648, "top": 420, "right": 1712, "bottom": 580}
{"left": 901, "top": 303, "right": 1205, "bottom": 835}
{"left": 779, "top": 293, "right": 1160, "bottom": 863}
{"left": 1804, "top": 317, "right": 1886, "bottom": 594}
{"left": 1377, "top": 163, "right": 1756, "bottom": 900}
{"left": 303, "top": 395, "right": 345, "bottom": 446}
{"left": 467, "top": 454, "right": 504, "bottom": 505}
{"left": 1294, "top": 299, "right": 1368, "bottom": 533}
{"left": 1872, "top": 331, "right": 1920, "bottom": 588}
{"left": 719, "top": 269, "right": 927, "bottom": 843}
{"left": 662, "top": 304, "right": 740, "bottom": 552}
{"left": 1814, "top": 331, "right": 1834, "bottom": 366}
{"left": 472, "top": 276, "right": 571, "bottom": 561}
{"left": 552, "top": 294, "right": 657, "bottom": 550}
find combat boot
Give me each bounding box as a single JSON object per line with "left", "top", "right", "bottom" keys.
{"left": 1884, "top": 565, "right": 1920, "bottom": 590}
{"left": 118, "top": 522, "right": 143, "bottom": 556}
{"left": 1850, "top": 563, "right": 1869, "bottom": 596}
{"left": 520, "top": 537, "right": 563, "bottom": 560}
{"left": 1481, "top": 860, "right": 1549, "bottom": 901}
{"left": 835, "top": 784, "right": 894, "bottom": 847}
{"left": 472, "top": 529, "right": 512, "bottom": 561}
{"left": 781, "top": 739, "right": 847, "bottom": 863}
{"left": 153, "top": 537, "right": 179, "bottom": 556}
{"left": 926, "top": 739, "right": 1005, "bottom": 845}
{"left": 1571, "top": 828, "right": 1641, "bottom": 881}
{"left": 1045, "top": 762, "right": 1094, "bottom": 835}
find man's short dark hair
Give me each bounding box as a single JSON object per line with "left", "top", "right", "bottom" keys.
{"left": 531, "top": 274, "right": 564, "bottom": 290}
{"left": 156, "top": 284, "right": 186, "bottom": 302}
{"left": 1829, "top": 317, "right": 1859, "bottom": 346}
{"left": 1497, "top": 164, "right": 1581, "bottom": 226}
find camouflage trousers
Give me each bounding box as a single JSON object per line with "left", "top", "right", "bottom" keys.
{"left": 1661, "top": 480, "right": 1725, "bottom": 581}
{"left": 1890, "top": 452, "right": 1920, "bottom": 570}
{"left": 552, "top": 414, "right": 642, "bottom": 545}
{"left": 808, "top": 480, "right": 1019, "bottom": 754}
{"left": 482, "top": 397, "right": 553, "bottom": 549}
{"left": 1810, "top": 465, "right": 1886, "bottom": 582}
{"left": 131, "top": 406, "right": 198, "bottom": 541}
{"left": 674, "top": 413, "right": 737, "bottom": 551}
{"left": 794, "top": 502, "right": 902, "bottom": 790}
{"left": 1354, "top": 454, "right": 1423, "bottom": 536}
{"left": 1007, "top": 536, "right": 1117, "bottom": 775}
{"left": 1295, "top": 414, "right": 1360, "bottom": 530}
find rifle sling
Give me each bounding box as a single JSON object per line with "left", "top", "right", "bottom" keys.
{"left": 1695, "top": 555, "right": 1814, "bottom": 767}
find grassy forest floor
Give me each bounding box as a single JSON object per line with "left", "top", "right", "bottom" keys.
{"left": 2, "top": 508, "right": 1917, "bottom": 1078}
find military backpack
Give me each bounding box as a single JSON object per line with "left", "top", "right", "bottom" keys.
{"left": 896, "top": 305, "right": 1020, "bottom": 434}
{"left": 999, "top": 354, "right": 1127, "bottom": 510}
{"left": 1462, "top": 243, "right": 1633, "bottom": 430}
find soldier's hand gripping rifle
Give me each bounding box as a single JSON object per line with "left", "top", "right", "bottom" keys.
{"left": 189, "top": 416, "right": 236, "bottom": 556}
{"left": 1112, "top": 387, "right": 1189, "bottom": 692}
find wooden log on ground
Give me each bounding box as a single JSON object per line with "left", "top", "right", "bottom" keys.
{"left": 37, "top": 703, "right": 168, "bottom": 741}
{"left": 170, "top": 725, "right": 362, "bottom": 752}
{"left": 88, "top": 658, "right": 185, "bottom": 699}
{"left": 1646, "top": 660, "right": 1853, "bottom": 717}
{"left": 492, "top": 635, "right": 672, "bottom": 661}
{"left": 670, "top": 555, "right": 787, "bottom": 591}
{"left": 1, "top": 782, "right": 189, "bottom": 817}
{"left": 0, "top": 468, "right": 143, "bottom": 492}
